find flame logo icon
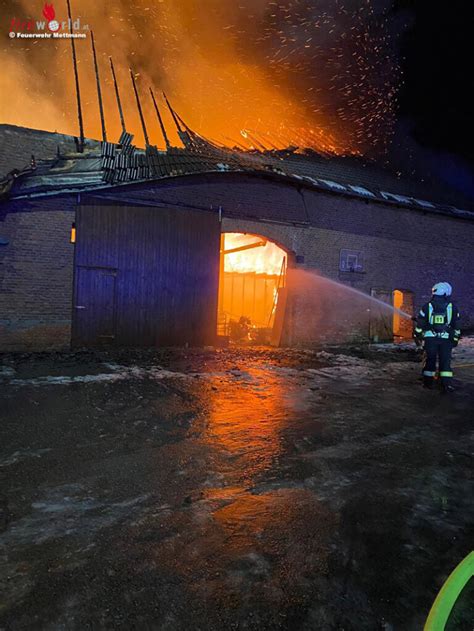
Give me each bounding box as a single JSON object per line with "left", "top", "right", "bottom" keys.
{"left": 42, "top": 3, "right": 55, "bottom": 21}
{"left": 42, "top": 3, "right": 59, "bottom": 31}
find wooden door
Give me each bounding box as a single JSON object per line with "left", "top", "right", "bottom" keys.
{"left": 369, "top": 288, "right": 393, "bottom": 342}
{"left": 73, "top": 266, "right": 117, "bottom": 347}
{"left": 270, "top": 287, "right": 288, "bottom": 346}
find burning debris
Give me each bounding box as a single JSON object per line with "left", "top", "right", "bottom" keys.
{"left": 223, "top": 234, "right": 285, "bottom": 276}
{"left": 218, "top": 234, "right": 288, "bottom": 344}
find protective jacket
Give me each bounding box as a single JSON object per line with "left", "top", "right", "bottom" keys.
{"left": 414, "top": 296, "right": 461, "bottom": 342}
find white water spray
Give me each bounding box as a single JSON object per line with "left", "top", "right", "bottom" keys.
{"left": 301, "top": 270, "right": 413, "bottom": 320}
{"left": 287, "top": 269, "right": 415, "bottom": 345}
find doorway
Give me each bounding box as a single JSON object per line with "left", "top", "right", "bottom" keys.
{"left": 369, "top": 288, "right": 393, "bottom": 342}
{"left": 73, "top": 266, "right": 117, "bottom": 347}
{"left": 393, "top": 289, "right": 414, "bottom": 340}
{"left": 217, "top": 233, "right": 288, "bottom": 346}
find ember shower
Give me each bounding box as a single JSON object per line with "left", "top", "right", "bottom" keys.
{"left": 1, "top": 0, "right": 400, "bottom": 155}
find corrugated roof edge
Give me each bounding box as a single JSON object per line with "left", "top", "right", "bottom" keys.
{"left": 2, "top": 168, "right": 474, "bottom": 223}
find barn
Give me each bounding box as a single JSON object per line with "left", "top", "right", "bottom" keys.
{"left": 0, "top": 123, "right": 473, "bottom": 351}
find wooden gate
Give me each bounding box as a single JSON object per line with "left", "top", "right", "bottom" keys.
{"left": 369, "top": 288, "right": 394, "bottom": 342}
{"left": 72, "top": 204, "right": 220, "bottom": 348}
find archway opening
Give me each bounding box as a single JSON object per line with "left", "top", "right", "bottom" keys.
{"left": 217, "top": 233, "right": 288, "bottom": 346}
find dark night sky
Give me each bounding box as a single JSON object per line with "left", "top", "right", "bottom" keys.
{"left": 396, "top": 0, "right": 472, "bottom": 162}
{"left": 390, "top": 0, "right": 473, "bottom": 199}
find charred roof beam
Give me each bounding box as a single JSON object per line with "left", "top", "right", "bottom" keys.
{"left": 162, "top": 92, "right": 194, "bottom": 150}
{"left": 109, "top": 57, "right": 126, "bottom": 136}
{"left": 149, "top": 88, "right": 171, "bottom": 151}
{"left": 91, "top": 31, "right": 107, "bottom": 142}
{"left": 130, "top": 68, "right": 150, "bottom": 147}
{"left": 66, "top": 0, "right": 85, "bottom": 152}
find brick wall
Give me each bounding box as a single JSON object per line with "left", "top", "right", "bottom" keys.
{"left": 218, "top": 181, "right": 474, "bottom": 346}
{"left": 0, "top": 173, "right": 472, "bottom": 350}
{"left": 0, "top": 208, "right": 75, "bottom": 351}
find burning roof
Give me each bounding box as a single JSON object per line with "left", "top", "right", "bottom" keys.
{"left": 0, "top": 120, "right": 473, "bottom": 222}
{"left": 1, "top": 3, "right": 471, "bottom": 217}
{"left": 2, "top": 1, "right": 401, "bottom": 157}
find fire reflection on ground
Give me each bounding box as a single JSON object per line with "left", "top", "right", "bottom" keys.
{"left": 167, "top": 367, "right": 335, "bottom": 613}
{"left": 1, "top": 347, "right": 473, "bottom": 628}
{"left": 203, "top": 368, "right": 288, "bottom": 487}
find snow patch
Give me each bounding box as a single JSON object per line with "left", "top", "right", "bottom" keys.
{"left": 0, "top": 448, "right": 52, "bottom": 468}
{"left": 370, "top": 342, "right": 414, "bottom": 352}
{"left": 453, "top": 335, "right": 474, "bottom": 366}
{"left": 0, "top": 365, "right": 16, "bottom": 378}
{"left": 1, "top": 485, "right": 151, "bottom": 545}
{"left": 8, "top": 365, "right": 194, "bottom": 387}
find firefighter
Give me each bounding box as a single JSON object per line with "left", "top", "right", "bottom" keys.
{"left": 414, "top": 282, "right": 461, "bottom": 391}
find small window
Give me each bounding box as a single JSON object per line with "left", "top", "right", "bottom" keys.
{"left": 340, "top": 249, "right": 363, "bottom": 272}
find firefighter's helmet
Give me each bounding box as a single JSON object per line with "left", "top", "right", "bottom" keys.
{"left": 432, "top": 282, "right": 452, "bottom": 297}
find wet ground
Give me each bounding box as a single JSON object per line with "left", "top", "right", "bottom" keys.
{"left": 0, "top": 344, "right": 473, "bottom": 630}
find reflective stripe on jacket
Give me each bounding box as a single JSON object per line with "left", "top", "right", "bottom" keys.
{"left": 415, "top": 298, "right": 461, "bottom": 340}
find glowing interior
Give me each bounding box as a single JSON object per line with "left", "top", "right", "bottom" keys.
{"left": 393, "top": 289, "right": 414, "bottom": 339}
{"left": 218, "top": 233, "right": 287, "bottom": 342}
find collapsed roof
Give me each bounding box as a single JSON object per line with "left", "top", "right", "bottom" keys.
{"left": 0, "top": 122, "right": 473, "bottom": 222}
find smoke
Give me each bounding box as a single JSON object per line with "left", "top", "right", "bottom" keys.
{"left": 0, "top": 0, "right": 402, "bottom": 155}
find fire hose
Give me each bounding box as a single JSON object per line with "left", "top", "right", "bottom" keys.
{"left": 424, "top": 551, "right": 474, "bottom": 630}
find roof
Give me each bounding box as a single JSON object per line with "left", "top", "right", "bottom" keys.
{"left": 0, "top": 124, "right": 100, "bottom": 176}
{"left": 0, "top": 124, "right": 473, "bottom": 221}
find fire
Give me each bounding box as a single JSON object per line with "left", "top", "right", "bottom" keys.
{"left": 223, "top": 233, "right": 285, "bottom": 276}
{"left": 0, "top": 1, "right": 398, "bottom": 156}
{"left": 42, "top": 3, "right": 55, "bottom": 21}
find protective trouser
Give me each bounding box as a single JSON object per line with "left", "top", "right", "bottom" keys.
{"left": 423, "top": 337, "right": 454, "bottom": 385}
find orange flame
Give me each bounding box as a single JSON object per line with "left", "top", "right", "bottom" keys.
{"left": 0, "top": 1, "right": 397, "bottom": 157}
{"left": 223, "top": 233, "right": 285, "bottom": 276}
{"left": 42, "top": 3, "right": 55, "bottom": 22}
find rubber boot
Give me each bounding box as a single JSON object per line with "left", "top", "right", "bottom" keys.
{"left": 441, "top": 382, "right": 455, "bottom": 393}
{"left": 423, "top": 376, "right": 434, "bottom": 389}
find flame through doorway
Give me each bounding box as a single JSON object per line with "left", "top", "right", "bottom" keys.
{"left": 217, "top": 234, "right": 288, "bottom": 346}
